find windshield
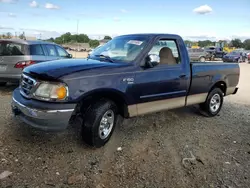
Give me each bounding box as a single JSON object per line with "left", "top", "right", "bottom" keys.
{"left": 0, "top": 41, "right": 28, "bottom": 56}
{"left": 89, "top": 36, "right": 149, "bottom": 62}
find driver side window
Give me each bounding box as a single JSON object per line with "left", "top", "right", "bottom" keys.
{"left": 148, "top": 39, "right": 181, "bottom": 65}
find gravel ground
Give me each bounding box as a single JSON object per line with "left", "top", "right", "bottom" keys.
{"left": 0, "top": 63, "right": 250, "bottom": 188}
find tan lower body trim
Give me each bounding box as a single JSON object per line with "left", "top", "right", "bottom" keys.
{"left": 137, "top": 96, "right": 186, "bottom": 116}
{"left": 128, "top": 104, "right": 137, "bottom": 117}
{"left": 128, "top": 96, "right": 185, "bottom": 117}
{"left": 128, "top": 93, "right": 209, "bottom": 117}
{"left": 226, "top": 87, "right": 236, "bottom": 95}
{"left": 185, "top": 93, "right": 208, "bottom": 106}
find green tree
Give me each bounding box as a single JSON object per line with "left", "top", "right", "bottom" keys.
{"left": 78, "top": 34, "right": 90, "bottom": 43}
{"left": 243, "top": 39, "right": 250, "bottom": 50}
{"left": 2, "top": 34, "right": 6, "bottom": 39}
{"left": 54, "top": 37, "right": 63, "bottom": 44}
{"left": 60, "top": 32, "right": 72, "bottom": 43}
{"left": 70, "top": 34, "right": 78, "bottom": 42}
{"left": 89, "top": 40, "right": 100, "bottom": 48}
{"left": 19, "top": 33, "right": 25, "bottom": 40}
{"left": 230, "top": 39, "right": 243, "bottom": 48}
{"left": 198, "top": 40, "right": 214, "bottom": 47}
{"left": 184, "top": 40, "right": 194, "bottom": 47}
{"left": 45, "top": 37, "right": 55, "bottom": 42}
{"left": 104, "top": 36, "right": 112, "bottom": 40}
{"left": 6, "top": 32, "right": 12, "bottom": 39}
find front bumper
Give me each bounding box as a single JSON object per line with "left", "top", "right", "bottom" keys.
{"left": 11, "top": 88, "right": 76, "bottom": 131}
{"left": 223, "top": 58, "right": 237, "bottom": 62}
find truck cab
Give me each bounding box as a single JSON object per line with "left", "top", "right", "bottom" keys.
{"left": 11, "top": 34, "right": 240, "bottom": 147}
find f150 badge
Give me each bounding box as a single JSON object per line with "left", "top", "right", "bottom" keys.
{"left": 123, "top": 78, "right": 134, "bottom": 84}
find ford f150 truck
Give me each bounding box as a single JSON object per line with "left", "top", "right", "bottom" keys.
{"left": 11, "top": 34, "right": 240, "bottom": 147}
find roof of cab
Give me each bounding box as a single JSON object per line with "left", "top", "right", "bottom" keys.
{"left": 0, "top": 39, "right": 55, "bottom": 45}
{"left": 116, "top": 33, "right": 181, "bottom": 38}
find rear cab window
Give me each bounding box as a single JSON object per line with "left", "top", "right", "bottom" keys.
{"left": 0, "top": 41, "right": 28, "bottom": 56}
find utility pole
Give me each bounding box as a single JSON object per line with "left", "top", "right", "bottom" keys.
{"left": 77, "top": 19, "right": 79, "bottom": 51}
{"left": 75, "top": 19, "right": 79, "bottom": 57}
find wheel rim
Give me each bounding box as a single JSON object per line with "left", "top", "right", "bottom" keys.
{"left": 209, "top": 94, "right": 221, "bottom": 113}
{"left": 200, "top": 57, "right": 205, "bottom": 62}
{"left": 99, "top": 110, "right": 114, "bottom": 139}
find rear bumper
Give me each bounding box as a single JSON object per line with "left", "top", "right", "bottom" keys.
{"left": 11, "top": 88, "right": 76, "bottom": 131}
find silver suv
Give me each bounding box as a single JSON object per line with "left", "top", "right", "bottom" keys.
{"left": 0, "top": 39, "right": 72, "bottom": 85}
{"left": 187, "top": 48, "right": 208, "bottom": 62}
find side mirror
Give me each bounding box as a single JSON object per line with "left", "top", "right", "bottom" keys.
{"left": 144, "top": 54, "right": 159, "bottom": 68}
{"left": 67, "top": 54, "right": 73, "bottom": 58}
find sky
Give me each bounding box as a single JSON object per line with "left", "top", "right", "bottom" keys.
{"left": 0, "top": 0, "right": 250, "bottom": 41}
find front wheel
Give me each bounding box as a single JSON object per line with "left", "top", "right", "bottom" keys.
{"left": 82, "top": 99, "right": 118, "bottom": 147}
{"left": 199, "top": 88, "right": 224, "bottom": 117}
{"left": 199, "top": 56, "right": 206, "bottom": 62}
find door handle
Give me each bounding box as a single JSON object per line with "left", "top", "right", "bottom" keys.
{"left": 179, "top": 74, "right": 186, "bottom": 78}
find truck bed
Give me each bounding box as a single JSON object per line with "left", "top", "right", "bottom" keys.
{"left": 189, "top": 61, "right": 240, "bottom": 96}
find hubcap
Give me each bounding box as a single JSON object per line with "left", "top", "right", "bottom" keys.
{"left": 200, "top": 57, "right": 205, "bottom": 62}
{"left": 99, "top": 110, "right": 114, "bottom": 139}
{"left": 209, "top": 94, "right": 221, "bottom": 113}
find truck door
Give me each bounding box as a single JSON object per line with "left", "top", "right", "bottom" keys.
{"left": 133, "top": 38, "right": 190, "bottom": 116}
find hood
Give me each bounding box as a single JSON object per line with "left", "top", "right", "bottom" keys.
{"left": 23, "top": 58, "right": 126, "bottom": 80}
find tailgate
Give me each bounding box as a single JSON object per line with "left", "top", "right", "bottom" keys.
{"left": 0, "top": 41, "right": 29, "bottom": 75}
{"left": 0, "top": 56, "right": 32, "bottom": 75}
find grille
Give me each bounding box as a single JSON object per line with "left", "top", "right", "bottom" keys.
{"left": 20, "top": 74, "right": 37, "bottom": 98}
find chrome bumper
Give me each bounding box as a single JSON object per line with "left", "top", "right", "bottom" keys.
{"left": 12, "top": 88, "right": 76, "bottom": 131}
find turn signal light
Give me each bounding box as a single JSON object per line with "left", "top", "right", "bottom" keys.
{"left": 56, "top": 86, "right": 67, "bottom": 100}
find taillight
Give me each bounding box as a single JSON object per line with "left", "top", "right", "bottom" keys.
{"left": 14, "top": 60, "right": 36, "bottom": 69}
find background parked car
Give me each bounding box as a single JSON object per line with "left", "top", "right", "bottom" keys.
{"left": 222, "top": 50, "right": 247, "bottom": 63}
{"left": 187, "top": 48, "right": 208, "bottom": 62}
{"left": 243, "top": 50, "right": 250, "bottom": 63}
{"left": 205, "top": 46, "right": 227, "bottom": 60}
{"left": 0, "top": 39, "right": 72, "bottom": 86}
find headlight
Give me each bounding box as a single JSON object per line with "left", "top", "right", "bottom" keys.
{"left": 34, "top": 82, "right": 68, "bottom": 101}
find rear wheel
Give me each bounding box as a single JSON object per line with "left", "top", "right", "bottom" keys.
{"left": 0, "top": 82, "right": 7, "bottom": 86}
{"left": 199, "top": 88, "right": 224, "bottom": 117}
{"left": 199, "top": 56, "right": 206, "bottom": 62}
{"left": 81, "top": 99, "right": 118, "bottom": 147}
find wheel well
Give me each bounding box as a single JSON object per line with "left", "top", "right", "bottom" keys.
{"left": 210, "top": 81, "right": 227, "bottom": 95}
{"left": 77, "top": 91, "right": 129, "bottom": 118}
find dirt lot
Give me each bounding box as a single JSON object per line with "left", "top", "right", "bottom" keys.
{"left": 67, "top": 51, "right": 88, "bottom": 58}
{"left": 0, "top": 63, "right": 250, "bottom": 188}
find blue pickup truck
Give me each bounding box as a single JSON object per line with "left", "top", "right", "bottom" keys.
{"left": 11, "top": 34, "right": 240, "bottom": 147}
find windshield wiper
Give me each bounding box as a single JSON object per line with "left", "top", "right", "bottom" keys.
{"left": 95, "top": 54, "right": 114, "bottom": 63}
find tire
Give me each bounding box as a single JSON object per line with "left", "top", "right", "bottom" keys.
{"left": 199, "top": 56, "right": 206, "bottom": 62}
{"left": 82, "top": 99, "right": 118, "bottom": 147}
{"left": 199, "top": 88, "right": 224, "bottom": 117}
{"left": 0, "top": 82, "right": 7, "bottom": 86}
